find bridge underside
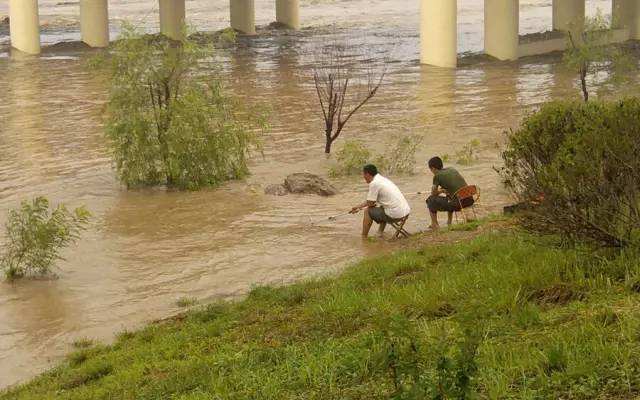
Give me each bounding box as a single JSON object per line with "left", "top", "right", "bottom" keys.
{"left": 5, "top": 0, "right": 640, "bottom": 68}
{"left": 420, "top": 0, "right": 640, "bottom": 67}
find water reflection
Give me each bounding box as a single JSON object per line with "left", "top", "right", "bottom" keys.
{"left": 416, "top": 66, "right": 457, "bottom": 131}
{"left": 3, "top": 59, "right": 47, "bottom": 197}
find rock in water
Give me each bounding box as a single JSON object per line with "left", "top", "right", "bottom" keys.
{"left": 284, "top": 173, "right": 338, "bottom": 197}
{"left": 264, "top": 184, "right": 289, "bottom": 196}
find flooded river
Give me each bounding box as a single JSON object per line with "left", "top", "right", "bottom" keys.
{"left": 0, "top": 0, "right": 638, "bottom": 390}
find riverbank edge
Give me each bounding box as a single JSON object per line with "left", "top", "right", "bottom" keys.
{"left": 4, "top": 217, "right": 640, "bottom": 398}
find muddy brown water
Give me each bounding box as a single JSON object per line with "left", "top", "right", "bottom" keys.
{"left": 0, "top": 0, "right": 638, "bottom": 390}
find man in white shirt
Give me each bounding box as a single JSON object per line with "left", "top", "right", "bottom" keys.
{"left": 350, "top": 164, "right": 411, "bottom": 238}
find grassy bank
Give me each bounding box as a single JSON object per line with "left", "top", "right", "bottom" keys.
{"left": 4, "top": 223, "right": 640, "bottom": 399}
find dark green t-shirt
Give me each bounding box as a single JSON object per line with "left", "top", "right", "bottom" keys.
{"left": 433, "top": 168, "right": 467, "bottom": 197}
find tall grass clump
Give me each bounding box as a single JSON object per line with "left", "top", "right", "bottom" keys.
{"left": 329, "top": 135, "right": 422, "bottom": 177}
{"left": 380, "top": 135, "right": 423, "bottom": 175}
{"left": 0, "top": 197, "right": 90, "bottom": 280}
{"left": 329, "top": 140, "right": 371, "bottom": 177}
{"left": 454, "top": 139, "right": 480, "bottom": 166}
{"left": 500, "top": 98, "right": 640, "bottom": 246}
{"left": 100, "top": 23, "right": 267, "bottom": 190}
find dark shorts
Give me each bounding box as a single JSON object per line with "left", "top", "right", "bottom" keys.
{"left": 368, "top": 207, "right": 398, "bottom": 224}
{"left": 427, "top": 195, "right": 474, "bottom": 213}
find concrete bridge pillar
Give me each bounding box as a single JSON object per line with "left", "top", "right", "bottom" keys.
{"left": 553, "top": 0, "right": 585, "bottom": 33}
{"left": 231, "top": 0, "right": 256, "bottom": 35}
{"left": 613, "top": 0, "right": 640, "bottom": 39}
{"left": 484, "top": 0, "right": 519, "bottom": 61}
{"left": 8, "top": 0, "right": 41, "bottom": 55}
{"left": 159, "top": 0, "right": 186, "bottom": 40}
{"left": 420, "top": 0, "right": 457, "bottom": 68}
{"left": 80, "top": 0, "right": 109, "bottom": 47}
{"left": 276, "top": 0, "right": 300, "bottom": 30}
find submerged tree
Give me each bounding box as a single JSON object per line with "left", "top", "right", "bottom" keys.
{"left": 0, "top": 197, "right": 90, "bottom": 280}
{"left": 312, "top": 41, "right": 385, "bottom": 154}
{"left": 563, "top": 12, "right": 633, "bottom": 102}
{"left": 102, "top": 24, "right": 267, "bottom": 190}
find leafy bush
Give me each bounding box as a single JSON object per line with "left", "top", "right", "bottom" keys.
{"left": 0, "top": 197, "right": 90, "bottom": 280}
{"left": 329, "top": 140, "right": 372, "bottom": 177}
{"left": 102, "top": 24, "right": 267, "bottom": 190}
{"left": 379, "top": 135, "right": 423, "bottom": 175}
{"left": 329, "top": 136, "right": 422, "bottom": 177}
{"left": 454, "top": 139, "right": 480, "bottom": 166}
{"left": 500, "top": 98, "right": 640, "bottom": 246}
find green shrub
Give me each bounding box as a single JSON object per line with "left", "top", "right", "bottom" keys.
{"left": 454, "top": 139, "right": 480, "bottom": 166}
{"left": 102, "top": 24, "right": 267, "bottom": 190}
{"left": 500, "top": 98, "right": 640, "bottom": 246}
{"left": 0, "top": 197, "right": 90, "bottom": 280}
{"left": 329, "top": 136, "right": 421, "bottom": 177}
{"left": 329, "top": 140, "right": 371, "bottom": 177}
{"left": 379, "top": 135, "right": 423, "bottom": 175}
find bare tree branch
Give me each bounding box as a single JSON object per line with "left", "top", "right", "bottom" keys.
{"left": 312, "top": 39, "right": 386, "bottom": 153}
{"left": 340, "top": 68, "right": 385, "bottom": 129}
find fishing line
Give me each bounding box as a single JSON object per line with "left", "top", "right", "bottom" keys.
{"left": 305, "top": 190, "right": 429, "bottom": 227}
{"left": 308, "top": 211, "right": 353, "bottom": 226}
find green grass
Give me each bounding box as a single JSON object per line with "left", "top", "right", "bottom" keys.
{"left": 448, "top": 219, "right": 482, "bottom": 232}
{"left": 176, "top": 297, "right": 198, "bottom": 308}
{"left": 70, "top": 338, "right": 94, "bottom": 350}
{"left": 4, "top": 228, "right": 640, "bottom": 399}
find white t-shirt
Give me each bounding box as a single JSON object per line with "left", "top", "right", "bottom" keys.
{"left": 367, "top": 174, "right": 411, "bottom": 219}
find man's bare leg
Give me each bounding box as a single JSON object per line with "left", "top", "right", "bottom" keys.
{"left": 362, "top": 209, "right": 374, "bottom": 237}
{"left": 429, "top": 211, "right": 440, "bottom": 230}
{"left": 447, "top": 211, "right": 454, "bottom": 226}
{"left": 377, "top": 222, "right": 387, "bottom": 236}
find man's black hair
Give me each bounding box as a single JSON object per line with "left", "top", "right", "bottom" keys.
{"left": 428, "top": 157, "right": 444, "bottom": 170}
{"left": 363, "top": 164, "right": 378, "bottom": 176}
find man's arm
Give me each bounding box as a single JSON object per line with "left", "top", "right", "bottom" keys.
{"left": 350, "top": 200, "right": 376, "bottom": 214}
{"left": 353, "top": 180, "right": 380, "bottom": 213}
{"left": 431, "top": 185, "right": 447, "bottom": 197}
{"left": 431, "top": 175, "right": 446, "bottom": 197}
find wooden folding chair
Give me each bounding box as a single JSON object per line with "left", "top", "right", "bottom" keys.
{"left": 390, "top": 215, "right": 411, "bottom": 239}
{"left": 453, "top": 185, "right": 480, "bottom": 223}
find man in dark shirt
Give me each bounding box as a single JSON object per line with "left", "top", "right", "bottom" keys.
{"left": 426, "top": 156, "right": 473, "bottom": 229}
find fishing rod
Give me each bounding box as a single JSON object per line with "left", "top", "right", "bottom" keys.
{"left": 340, "top": 190, "right": 430, "bottom": 197}
{"left": 404, "top": 191, "right": 429, "bottom": 197}
{"left": 308, "top": 191, "right": 430, "bottom": 226}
